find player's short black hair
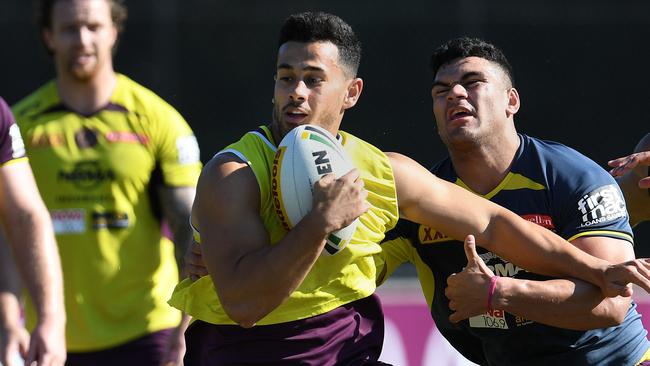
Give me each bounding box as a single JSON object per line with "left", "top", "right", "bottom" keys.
{"left": 430, "top": 37, "right": 515, "bottom": 87}
{"left": 279, "top": 12, "right": 362, "bottom": 78}
{"left": 36, "top": 0, "right": 128, "bottom": 33}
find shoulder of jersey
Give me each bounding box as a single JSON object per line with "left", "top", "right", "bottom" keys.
{"left": 115, "top": 74, "right": 179, "bottom": 118}
{"left": 271, "top": 124, "right": 358, "bottom": 255}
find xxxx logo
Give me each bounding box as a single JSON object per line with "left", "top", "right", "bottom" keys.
{"left": 418, "top": 225, "right": 451, "bottom": 244}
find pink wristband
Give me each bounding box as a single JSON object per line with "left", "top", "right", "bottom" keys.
{"left": 486, "top": 276, "right": 499, "bottom": 312}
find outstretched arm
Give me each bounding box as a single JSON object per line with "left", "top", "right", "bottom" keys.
{"left": 197, "top": 154, "right": 368, "bottom": 327}
{"left": 389, "top": 152, "right": 650, "bottom": 297}
{"left": 0, "top": 161, "right": 65, "bottom": 366}
{"left": 446, "top": 235, "right": 634, "bottom": 330}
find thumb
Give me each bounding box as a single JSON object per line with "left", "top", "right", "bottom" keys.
{"left": 463, "top": 234, "right": 480, "bottom": 266}
{"left": 639, "top": 176, "right": 650, "bottom": 189}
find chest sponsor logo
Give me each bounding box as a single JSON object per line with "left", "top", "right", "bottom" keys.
{"left": 58, "top": 161, "right": 115, "bottom": 190}
{"left": 92, "top": 211, "right": 129, "bottom": 229}
{"left": 418, "top": 225, "right": 451, "bottom": 244}
{"left": 51, "top": 209, "right": 85, "bottom": 234}
{"left": 105, "top": 131, "right": 149, "bottom": 145}
{"left": 74, "top": 127, "right": 99, "bottom": 149}
{"left": 489, "top": 262, "right": 523, "bottom": 277}
{"left": 577, "top": 184, "right": 627, "bottom": 227}
{"left": 29, "top": 133, "right": 65, "bottom": 148}
{"left": 469, "top": 308, "right": 509, "bottom": 329}
{"left": 521, "top": 214, "right": 555, "bottom": 229}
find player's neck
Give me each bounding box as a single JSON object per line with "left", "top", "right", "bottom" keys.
{"left": 56, "top": 67, "right": 117, "bottom": 116}
{"left": 449, "top": 132, "right": 520, "bottom": 195}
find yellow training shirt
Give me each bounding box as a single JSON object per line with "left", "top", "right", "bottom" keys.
{"left": 13, "top": 74, "right": 202, "bottom": 351}
{"left": 169, "top": 125, "right": 398, "bottom": 325}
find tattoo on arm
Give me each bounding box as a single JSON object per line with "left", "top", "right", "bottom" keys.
{"left": 158, "top": 186, "right": 196, "bottom": 276}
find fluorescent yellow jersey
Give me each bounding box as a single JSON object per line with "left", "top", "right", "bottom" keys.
{"left": 12, "top": 74, "right": 202, "bottom": 351}
{"left": 169, "top": 125, "right": 398, "bottom": 325}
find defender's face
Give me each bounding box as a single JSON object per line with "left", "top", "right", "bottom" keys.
{"left": 44, "top": 0, "right": 117, "bottom": 81}
{"left": 431, "top": 57, "right": 514, "bottom": 147}
{"left": 272, "top": 41, "right": 354, "bottom": 140}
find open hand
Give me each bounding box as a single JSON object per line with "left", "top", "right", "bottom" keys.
{"left": 600, "top": 258, "right": 650, "bottom": 297}
{"left": 608, "top": 151, "right": 650, "bottom": 189}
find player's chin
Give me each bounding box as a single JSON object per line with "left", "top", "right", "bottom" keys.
{"left": 69, "top": 65, "right": 97, "bottom": 82}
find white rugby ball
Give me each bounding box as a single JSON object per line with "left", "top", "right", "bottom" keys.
{"left": 271, "top": 124, "right": 359, "bottom": 255}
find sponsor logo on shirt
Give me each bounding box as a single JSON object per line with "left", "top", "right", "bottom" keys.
{"left": 469, "top": 308, "right": 509, "bottom": 329}
{"left": 521, "top": 214, "right": 555, "bottom": 229}
{"left": 51, "top": 209, "right": 85, "bottom": 234}
{"left": 58, "top": 161, "right": 115, "bottom": 190}
{"left": 418, "top": 225, "right": 451, "bottom": 244}
{"left": 577, "top": 184, "right": 627, "bottom": 227}
{"left": 105, "top": 131, "right": 149, "bottom": 145}
{"left": 74, "top": 127, "right": 99, "bottom": 149}
{"left": 176, "top": 135, "right": 200, "bottom": 165}
{"left": 92, "top": 211, "right": 129, "bottom": 229}
{"left": 29, "top": 133, "right": 65, "bottom": 148}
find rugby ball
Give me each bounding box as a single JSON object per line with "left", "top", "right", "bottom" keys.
{"left": 271, "top": 124, "right": 359, "bottom": 255}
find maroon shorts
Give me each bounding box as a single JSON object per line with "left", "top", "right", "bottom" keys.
{"left": 65, "top": 328, "right": 174, "bottom": 366}
{"left": 184, "top": 294, "right": 390, "bottom": 366}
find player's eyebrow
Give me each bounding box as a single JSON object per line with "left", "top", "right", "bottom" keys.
{"left": 277, "top": 63, "right": 325, "bottom": 73}
{"left": 433, "top": 71, "right": 484, "bottom": 88}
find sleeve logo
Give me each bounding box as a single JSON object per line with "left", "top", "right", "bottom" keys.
{"left": 176, "top": 135, "right": 200, "bottom": 165}
{"left": 8, "top": 124, "right": 25, "bottom": 158}
{"left": 577, "top": 184, "right": 627, "bottom": 227}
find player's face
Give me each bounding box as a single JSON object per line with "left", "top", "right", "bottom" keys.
{"left": 272, "top": 41, "right": 362, "bottom": 140}
{"left": 43, "top": 0, "right": 117, "bottom": 82}
{"left": 431, "top": 56, "right": 518, "bottom": 148}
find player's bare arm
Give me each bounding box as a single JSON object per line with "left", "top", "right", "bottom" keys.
{"left": 157, "top": 185, "right": 195, "bottom": 365}
{"left": 0, "top": 161, "right": 65, "bottom": 366}
{"left": 446, "top": 235, "right": 634, "bottom": 330}
{"left": 388, "top": 152, "right": 650, "bottom": 297}
{"left": 0, "top": 236, "right": 30, "bottom": 366}
{"left": 158, "top": 185, "right": 196, "bottom": 277}
{"left": 196, "top": 153, "right": 367, "bottom": 327}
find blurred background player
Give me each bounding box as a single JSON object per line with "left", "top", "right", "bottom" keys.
{"left": 10, "top": 0, "right": 201, "bottom": 364}
{"left": 610, "top": 133, "right": 650, "bottom": 227}
{"left": 172, "top": 13, "right": 650, "bottom": 365}
{"left": 378, "top": 37, "right": 650, "bottom": 365}
{"left": 0, "top": 96, "right": 65, "bottom": 366}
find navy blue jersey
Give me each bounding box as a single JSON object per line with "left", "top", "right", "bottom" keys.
{"left": 380, "top": 134, "right": 649, "bottom": 365}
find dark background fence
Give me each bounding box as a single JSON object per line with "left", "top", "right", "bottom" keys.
{"left": 3, "top": 0, "right": 649, "bottom": 256}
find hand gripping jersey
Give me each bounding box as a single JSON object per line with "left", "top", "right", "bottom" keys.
{"left": 379, "top": 134, "right": 650, "bottom": 365}
{"left": 12, "top": 74, "right": 202, "bottom": 351}
{"left": 169, "top": 125, "right": 399, "bottom": 325}
{"left": 0, "top": 97, "right": 27, "bottom": 166}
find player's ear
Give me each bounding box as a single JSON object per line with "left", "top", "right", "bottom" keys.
{"left": 343, "top": 77, "right": 363, "bottom": 110}
{"left": 42, "top": 29, "right": 55, "bottom": 53}
{"left": 506, "top": 87, "right": 520, "bottom": 117}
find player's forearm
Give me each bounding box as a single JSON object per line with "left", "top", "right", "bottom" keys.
{"left": 481, "top": 211, "right": 607, "bottom": 288}
{"left": 494, "top": 277, "right": 629, "bottom": 330}
{"left": 0, "top": 292, "right": 22, "bottom": 332}
{"left": 8, "top": 212, "right": 64, "bottom": 322}
{"left": 206, "top": 213, "right": 328, "bottom": 327}
{"left": 159, "top": 186, "right": 196, "bottom": 278}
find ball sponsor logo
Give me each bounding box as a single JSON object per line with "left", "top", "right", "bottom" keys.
{"left": 271, "top": 146, "right": 291, "bottom": 231}
{"left": 577, "top": 184, "right": 627, "bottom": 227}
